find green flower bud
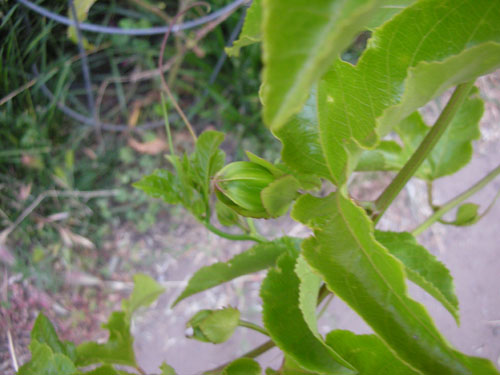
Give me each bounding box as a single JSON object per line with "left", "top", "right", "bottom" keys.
{"left": 214, "top": 161, "right": 276, "bottom": 218}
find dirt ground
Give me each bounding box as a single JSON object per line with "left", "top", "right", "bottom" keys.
{"left": 2, "top": 72, "right": 499, "bottom": 374}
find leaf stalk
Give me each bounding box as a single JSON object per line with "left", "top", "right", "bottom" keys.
{"left": 412, "top": 164, "right": 500, "bottom": 236}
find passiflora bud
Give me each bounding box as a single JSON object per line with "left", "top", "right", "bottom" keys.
{"left": 213, "top": 161, "right": 276, "bottom": 218}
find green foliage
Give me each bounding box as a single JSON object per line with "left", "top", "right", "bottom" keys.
{"left": 375, "top": 231, "right": 459, "bottom": 323}
{"left": 20, "top": 274, "right": 169, "bottom": 374}
{"left": 226, "top": 0, "right": 263, "bottom": 57}
{"left": 261, "top": 0, "right": 389, "bottom": 131}
{"left": 18, "top": 340, "right": 77, "bottom": 375}
{"left": 174, "top": 237, "right": 301, "bottom": 306}
{"left": 223, "top": 358, "right": 261, "bottom": 375}
{"left": 22, "top": 0, "right": 500, "bottom": 373}
{"left": 121, "top": 274, "right": 165, "bottom": 319}
{"left": 358, "top": 89, "right": 484, "bottom": 180}
{"left": 30, "top": 314, "right": 77, "bottom": 361}
{"left": 325, "top": 330, "right": 420, "bottom": 375}
{"left": 292, "top": 192, "right": 488, "bottom": 374}
{"left": 187, "top": 307, "right": 240, "bottom": 344}
{"left": 261, "top": 252, "right": 354, "bottom": 374}
{"left": 448, "top": 203, "right": 481, "bottom": 226}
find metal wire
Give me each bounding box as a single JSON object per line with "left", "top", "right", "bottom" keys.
{"left": 20, "top": 0, "right": 250, "bottom": 132}
{"left": 68, "top": 0, "right": 98, "bottom": 132}
{"left": 17, "top": 0, "right": 249, "bottom": 35}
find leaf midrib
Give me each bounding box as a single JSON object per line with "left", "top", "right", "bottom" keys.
{"left": 332, "top": 193, "right": 463, "bottom": 368}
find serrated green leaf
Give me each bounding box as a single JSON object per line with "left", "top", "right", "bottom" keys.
{"left": 133, "top": 169, "right": 181, "bottom": 204}
{"left": 295, "top": 256, "right": 322, "bottom": 337}
{"left": 19, "top": 340, "right": 77, "bottom": 375}
{"left": 160, "top": 362, "right": 176, "bottom": 375}
{"left": 273, "top": 91, "right": 331, "bottom": 181}
{"left": 355, "top": 140, "right": 403, "bottom": 172}
{"left": 31, "top": 313, "right": 76, "bottom": 361}
{"left": 173, "top": 237, "right": 300, "bottom": 306}
{"left": 375, "top": 231, "right": 459, "bottom": 324}
{"left": 325, "top": 330, "right": 419, "bottom": 374}
{"left": 365, "top": 0, "right": 415, "bottom": 29}
{"left": 76, "top": 311, "right": 136, "bottom": 367}
{"left": 262, "top": 0, "right": 387, "bottom": 130}
{"left": 122, "top": 273, "right": 164, "bottom": 319}
{"left": 192, "top": 130, "right": 225, "bottom": 204}
{"left": 292, "top": 192, "right": 498, "bottom": 374}
{"left": 261, "top": 252, "right": 355, "bottom": 374}
{"left": 319, "top": 0, "right": 500, "bottom": 184}
{"left": 278, "top": 356, "right": 320, "bottom": 375}
{"left": 187, "top": 307, "right": 240, "bottom": 344}
{"left": 261, "top": 175, "right": 300, "bottom": 217}
{"left": 223, "top": 358, "right": 261, "bottom": 375}
{"left": 226, "top": 0, "right": 262, "bottom": 57}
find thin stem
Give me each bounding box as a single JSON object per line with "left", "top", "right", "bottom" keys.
{"left": 373, "top": 81, "right": 475, "bottom": 223}
{"left": 203, "top": 340, "right": 275, "bottom": 374}
{"left": 317, "top": 293, "right": 334, "bottom": 320}
{"left": 412, "top": 164, "right": 500, "bottom": 236}
{"left": 161, "top": 92, "right": 175, "bottom": 157}
{"left": 239, "top": 319, "right": 269, "bottom": 336}
{"left": 204, "top": 222, "right": 265, "bottom": 243}
{"left": 317, "top": 283, "right": 330, "bottom": 305}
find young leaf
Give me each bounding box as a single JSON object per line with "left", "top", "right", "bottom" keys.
{"left": 261, "top": 252, "right": 355, "bottom": 374}
{"left": 318, "top": 0, "right": 500, "bottom": 184}
{"left": 31, "top": 313, "right": 76, "bottom": 361}
{"left": 133, "top": 169, "right": 181, "bottom": 204}
{"left": 160, "top": 362, "right": 177, "bottom": 375}
{"left": 76, "top": 311, "right": 136, "bottom": 367}
{"left": 226, "top": 0, "right": 262, "bottom": 57}
{"left": 191, "top": 130, "right": 226, "bottom": 204}
{"left": 295, "top": 256, "right": 322, "bottom": 337}
{"left": 261, "top": 0, "right": 387, "bottom": 130}
{"left": 261, "top": 175, "right": 300, "bottom": 217}
{"left": 67, "top": 0, "right": 97, "bottom": 48}
{"left": 293, "top": 192, "right": 497, "bottom": 374}
{"left": 223, "top": 358, "right": 261, "bottom": 375}
{"left": 122, "top": 273, "right": 165, "bottom": 319}
{"left": 18, "top": 340, "right": 77, "bottom": 375}
{"left": 447, "top": 203, "right": 480, "bottom": 226}
{"left": 325, "top": 330, "right": 420, "bottom": 374}
{"left": 356, "top": 88, "right": 483, "bottom": 180}
{"left": 173, "top": 237, "right": 300, "bottom": 306}
{"left": 187, "top": 307, "right": 240, "bottom": 344}
{"left": 375, "top": 231, "right": 459, "bottom": 324}
{"left": 278, "top": 356, "right": 322, "bottom": 375}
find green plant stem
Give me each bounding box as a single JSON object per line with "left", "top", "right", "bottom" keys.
{"left": 204, "top": 222, "right": 265, "bottom": 243}
{"left": 412, "top": 164, "right": 500, "bottom": 236}
{"left": 239, "top": 319, "right": 269, "bottom": 336}
{"left": 373, "top": 81, "right": 475, "bottom": 223}
{"left": 204, "top": 340, "right": 275, "bottom": 375}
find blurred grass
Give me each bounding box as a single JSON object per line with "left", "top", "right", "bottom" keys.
{"left": 0, "top": 0, "right": 275, "bottom": 291}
